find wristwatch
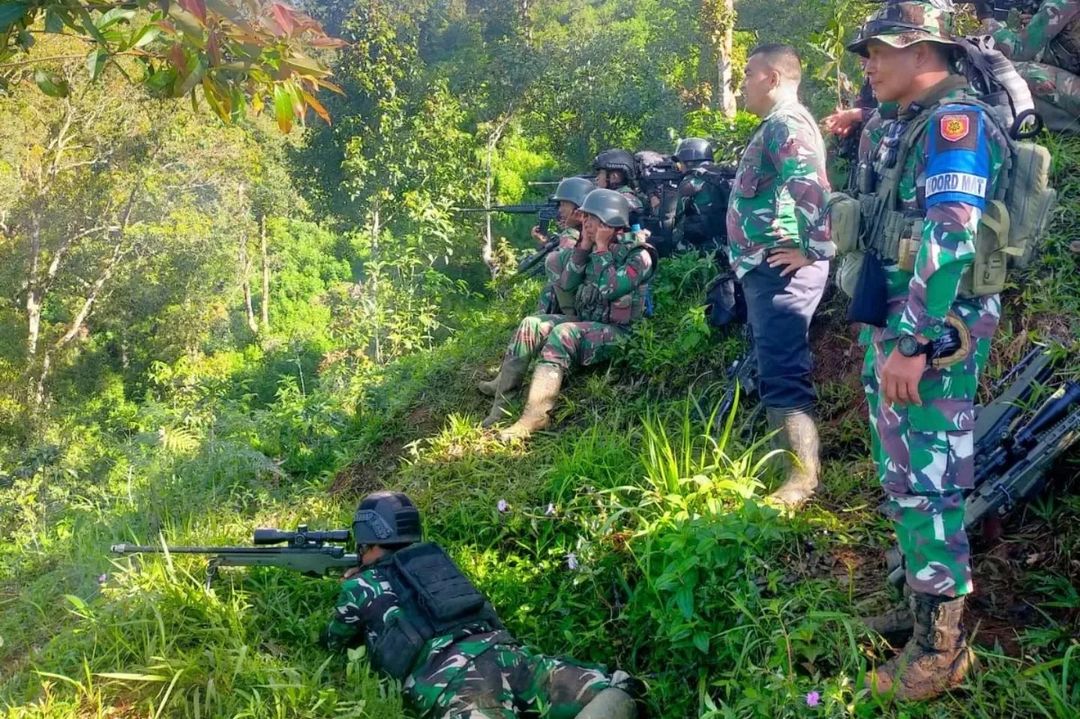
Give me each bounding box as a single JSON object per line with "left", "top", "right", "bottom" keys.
{"left": 897, "top": 334, "right": 931, "bottom": 358}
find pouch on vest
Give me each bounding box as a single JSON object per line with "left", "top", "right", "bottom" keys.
{"left": 1005, "top": 141, "right": 1057, "bottom": 269}
{"left": 961, "top": 200, "right": 1011, "bottom": 297}
{"left": 370, "top": 612, "right": 427, "bottom": 680}
{"left": 827, "top": 193, "right": 861, "bottom": 256}
{"left": 837, "top": 250, "right": 865, "bottom": 299}
{"left": 847, "top": 251, "right": 889, "bottom": 327}
{"left": 392, "top": 543, "right": 487, "bottom": 624}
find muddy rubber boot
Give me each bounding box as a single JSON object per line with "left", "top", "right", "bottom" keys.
{"left": 480, "top": 357, "right": 530, "bottom": 428}
{"left": 499, "top": 363, "right": 564, "bottom": 441}
{"left": 478, "top": 356, "right": 528, "bottom": 397}
{"left": 765, "top": 407, "right": 821, "bottom": 508}
{"left": 574, "top": 687, "right": 636, "bottom": 719}
{"left": 866, "top": 593, "right": 975, "bottom": 701}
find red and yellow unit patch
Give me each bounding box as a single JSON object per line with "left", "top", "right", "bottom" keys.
{"left": 939, "top": 114, "right": 971, "bottom": 142}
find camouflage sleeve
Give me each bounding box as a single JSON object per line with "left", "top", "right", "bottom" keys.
{"left": 593, "top": 245, "right": 654, "bottom": 302}
{"left": 323, "top": 574, "right": 379, "bottom": 653}
{"left": 988, "top": 0, "right": 1080, "bottom": 60}
{"left": 763, "top": 115, "right": 833, "bottom": 260}
{"left": 898, "top": 106, "right": 998, "bottom": 340}
{"left": 556, "top": 245, "right": 590, "bottom": 292}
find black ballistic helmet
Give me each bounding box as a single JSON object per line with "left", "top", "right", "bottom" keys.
{"left": 579, "top": 189, "right": 631, "bottom": 228}
{"left": 352, "top": 491, "right": 422, "bottom": 548}
{"left": 673, "top": 137, "right": 715, "bottom": 164}
{"left": 552, "top": 176, "right": 597, "bottom": 207}
{"left": 592, "top": 148, "right": 637, "bottom": 181}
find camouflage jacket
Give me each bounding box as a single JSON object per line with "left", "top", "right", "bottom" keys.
{"left": 553, "top": 235, "right": 655, "bottom": 325}
{"left": 855, "top": 78, "right": 1009, "bottom": 346}
{"left": 726, "top": 98, "right": 833, "bottom": 278}
{"left": 612, "top": 184, "right": 646, "bottom": 217}
{"left": 554, "top": 226, "right": 581, "bottom": 250}
{"left": 987, "top": 0, "right": 1080, "bottom": 74}
{"left": 324, "top": 565, "right": 504, "bottom": 688}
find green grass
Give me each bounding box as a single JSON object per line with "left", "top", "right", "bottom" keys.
{"left": 3, "top": 154, "right": 1080, "bottom": 718}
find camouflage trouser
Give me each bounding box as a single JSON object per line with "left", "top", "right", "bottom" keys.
{"left": 412, "top": 643, "right": 621, "bottom": 719}
{"left": 1015, "top": 61, "right": 1080, "bottom": 134}
{"left": 535, "top": 285, "right": 558, "bottom": 315}
{"left": 506, "top": 314, "right": 628, "bottom": 372}
{"left": 862, "top": 332, "right": 993, "bottom": 598}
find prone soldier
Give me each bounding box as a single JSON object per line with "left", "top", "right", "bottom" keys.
{"left": 324, "top": 491, "right": 636, "bottom": 719}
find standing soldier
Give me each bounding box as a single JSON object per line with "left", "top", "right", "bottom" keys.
{"left": 530, "top": 176, "right": 597, "bottom": 314}
{"left": 725, "top": 44, "right": 834, "bottom": 508}
{"left": 671, "top": 138, "right": 730, "bottom": 254}
{"left": 324, "top": 491, "right": 636, "bottom": 719}
{"left": 592, "top": 149, "right": 646, "bottom": 225}
{"left": 981, "top": 0, "right": 1080, "bottom": 133}
{"left": 843, "top": 1, "right": 1011, "bottom": 699}
{"left": 477, "top": 189, "right": 656, "bottom": 439}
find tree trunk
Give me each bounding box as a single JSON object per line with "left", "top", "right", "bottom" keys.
{"left": 26, "top": 209, "right": 43, "bottom": 360}
{"left": 260, "top": 215, "right": 270, "bottom": 332}
{"left": 237, "top": 186, "right": 258, "bottom": 334}
{"left": 717, "top": 0, "right": 736, "bottom": 118}
{"left": 370, "top": 203, "right": 382, "bottom": 365}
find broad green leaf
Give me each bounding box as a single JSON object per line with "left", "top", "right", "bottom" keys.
{"left": 273, "top": 84, "right": 294, "bottom": 133}
{"left": 0, "top": 3, "right": 29, "bottom": 34}
{"left": 177, "top": 56, "right": 206, "bottom": 97}
{"left": 87, "top": 48, "right": 108, "bottom": 81}
{"left": 130, "top": 25, "right": 162, "bottom": 50}
{"left": 33, "top": 69, "right": 69, "bottom": 98}
{"left": 144, "top": 67, "right": 178, "bottom": 97}
{"left": 76, "top": 7, "right": 109, "bottom": 45}
{"left": 43, "top": 7, "right": 65, "bottom": 34}
{"left": 96, "top": 8, "right": 136, "bottom": 31}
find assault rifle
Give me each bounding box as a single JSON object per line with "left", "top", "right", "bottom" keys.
{"left": 453, "top": 202, "right": 561, "bottom": 278}
{"left": 111, "top": 525, "right": 357, "bottom": 586}
{"left": 885, "top": 348, "right": 1080, "bottom": 589}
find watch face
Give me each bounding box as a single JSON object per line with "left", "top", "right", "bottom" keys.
{"left": 898, "top": 335, "right": 919, "bottom": 357}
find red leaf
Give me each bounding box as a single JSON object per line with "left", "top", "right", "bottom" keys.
{"left": 178, "top": 0, "right": 207, "bottom": 24}
{"left": 167, "top": 43, "right": 187, "bottom": 72}
{"left": 270, "top": 3, "right": 295, "bottom": 36}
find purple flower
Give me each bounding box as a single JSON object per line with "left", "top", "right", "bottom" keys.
{"left": 805, "top": 691, "right": 820, "bottom": 707}
{"left": 566, "top": 553, "right": 579, "bottom": 570}
{"left": 496, "top": 499, "right": 509, "bottom": 513}
{"left": 545, "top": 503, "right": 556, "bottom": 516}
{"left": 97, "top": 573, "right": 108, "bottom": 585}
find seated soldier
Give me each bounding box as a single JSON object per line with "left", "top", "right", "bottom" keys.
{"left": 533, "top": 176, "right": 596, "bottom": 314}
{"left": 477, "top": 189, "right": 656, "bottom": 440}
{"left": 592, "top": 149, "right": 647, "bottom": 225}
{"left": 670, "top": 137, "right": 730, "bottom": 255}
{"left": 323, "top": 491, "right": 637, "bottom": 719}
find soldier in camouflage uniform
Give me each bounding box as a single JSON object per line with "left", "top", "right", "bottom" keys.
{"left": 671, "top": 138, "right": 730, "bottom": 254}
{"left": 478, "top": 189, "right": 656, "bottom": 439}
{"left": 726, "top": 43, "right": 834, "bottom": 508}
{"left": 843, "top": 1, "right": 1011, "bottom": 700}
{"left": 592, "top": 149, "right": 646, "bottom": 225}
{"left": 324, "top": 491, "right": 636, "bottom": 719}
{"left": 982, "top": 0, "right": 1080, "bottom": 133}
{"left": 531, "top": 177, "right": 597, "bottom": 314}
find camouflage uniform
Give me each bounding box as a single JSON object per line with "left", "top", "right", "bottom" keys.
{"left": 672, "top": 173, "right": 727, "bottom": 253}
{"left": 326, "top": 566, "right": 621, "bottom": 719}
{"left": 612, "top": 184, "right": 646, "bottom": 222}
{"left": 726, "top": 98, "right": 834, "bottom": 278}
{"left": 535, "top": 227, "right": 582, "bottom": 314}
{"left": 856, "top": 81, "right": 1008, "bottom": 597}
{"left": 726, "top": 97, "right": 833, "bottom": 412}
{"left": 506, "top": 236, "right": 654, "bottom": 373}
{"left": 986, "top": 0, "right": 1080, "bottom": 133}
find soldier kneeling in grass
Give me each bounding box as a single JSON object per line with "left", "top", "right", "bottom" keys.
{"left": 478, "top": 189, "right": 657, "bottom": 441}
{"left": 323, "top": 491, "right": 637, "bottom": 719}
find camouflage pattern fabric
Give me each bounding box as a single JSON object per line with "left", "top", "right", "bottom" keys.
{"left": 420, "top": 643, "right": 620, "bottom": 719}
{"left": 987, "top": 0, "right": 1080, "bottom": 132}
{"left": 612, "top": 184, "right": 646, "bottom": 216}
{"left": 726, "top": 99, "right": 834, "bottom": 278}
{"left": 673, "top": 174, "right": 727, "bottom": 252}
{"left": 553, "top": 235, "right": 655, "bottom": 325}
{"left": 504, "top": 314, "right": 628, "bottom": 372}
{"left": 535, "top": 227, "right": 582, "bottom": 314}
{"left": 855, "top": 79, "right": 1008, "bottom": 598}
{"left": 325, "top": 566, "right": 621, "bottom": 719}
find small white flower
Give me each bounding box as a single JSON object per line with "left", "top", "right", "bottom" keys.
{"left": 566, "top": 553, "right": 579, "bottom": 570}
{"left": 545, "top": 503, "right": 556, "bottom": 516}
{"left": 497, "top": 499, "right": 509, "bottom": 513}
{"left": 97, "top": 574, "right": 108, "bottom": 585}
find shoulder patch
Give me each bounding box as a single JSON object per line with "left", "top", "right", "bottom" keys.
{"left": 939, "top": 114, "right": 970, "bottom": 142}
{"left": 924, "top": 106, "right": 991, "bottom": 210}
{"left": 930, "top": 107, "right": 980, "bottom": 154}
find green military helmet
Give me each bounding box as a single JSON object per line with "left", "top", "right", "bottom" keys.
{"left": 592, "top": 149, "right": 637, "bottom": 181}
{"left": 551, "top": 176, "right": 597, "bottom": 207}
{"left": 352, "top": 491, "right": 422, "bottom": 548}
{"left": 847, "top": 0, "right": 958, "bottom": 57}
{"left": 579, "top": 188, "right": 631, "bottom": 228}
{"left": 673, "top": 137, "right": 715, "bottom": 165}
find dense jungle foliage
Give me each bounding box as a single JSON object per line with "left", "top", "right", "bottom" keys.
{"left": 1, "top": 1, "right": 1077, "bottom": 718}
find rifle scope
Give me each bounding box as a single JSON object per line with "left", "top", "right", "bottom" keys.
{"left": 253, "top": 525, "right": 351, "bottom": 546}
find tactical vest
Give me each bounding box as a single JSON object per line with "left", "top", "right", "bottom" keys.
{"left": 1048, "top": 15, "right": 1080, "bottom": 75}
{"left": 606, "top": 239, "right": 658, "bottom": 325}
{"left": 368, "top": 543, "right": 505, "bottom": 680}
{"left": 830, "top": 77, "right": 1057, "bottom": 299}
